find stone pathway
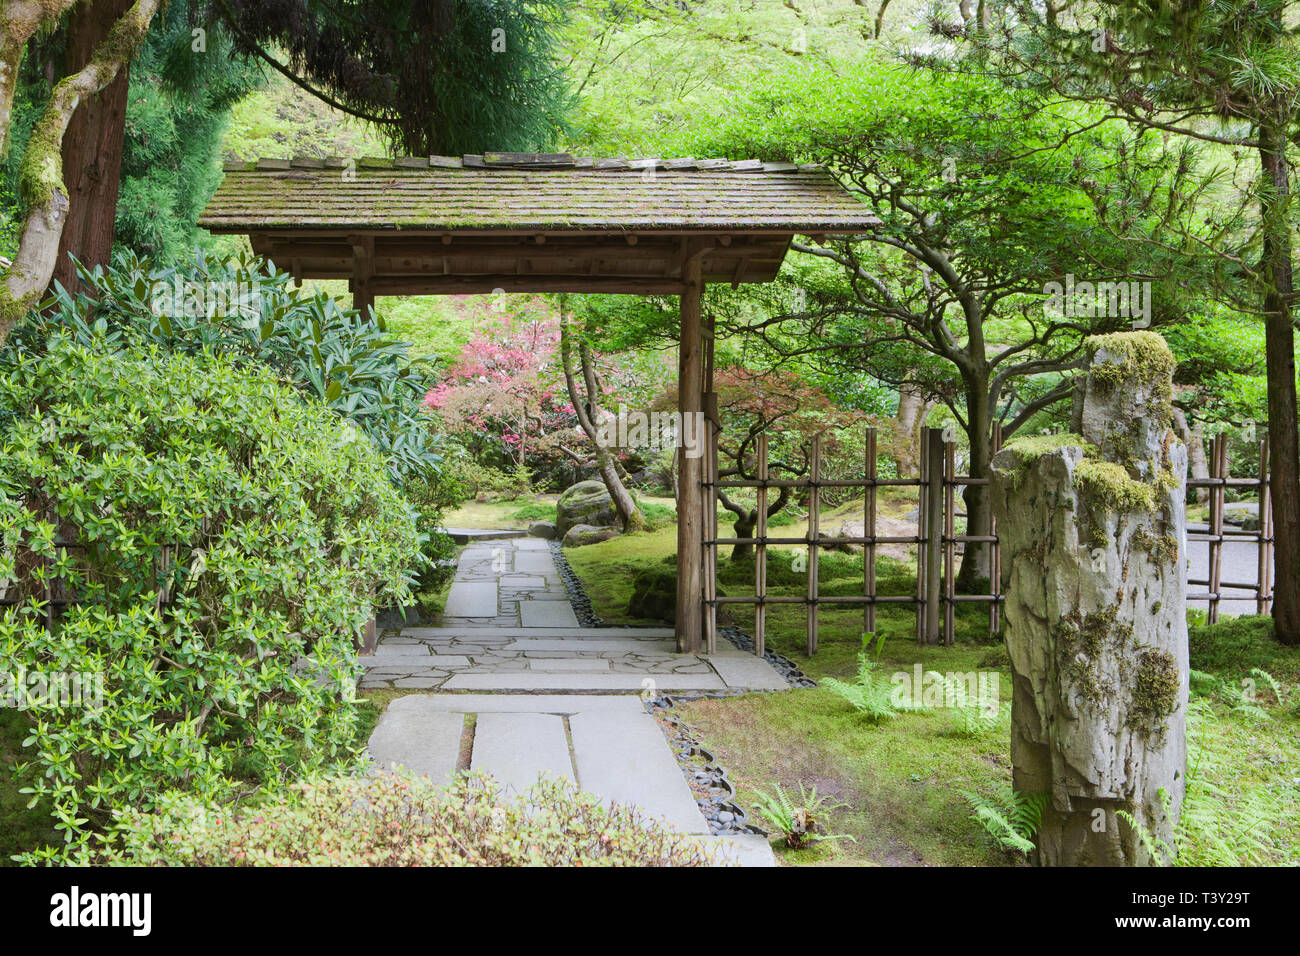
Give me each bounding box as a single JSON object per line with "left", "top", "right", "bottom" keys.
{"left": 364, "top": 535, "right": 785, "bottom": 866}
{"left": 360, "top": 538, "right": 789, "bottom": 694}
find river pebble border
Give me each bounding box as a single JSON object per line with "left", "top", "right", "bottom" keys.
{"left": 648, "top": 704, "right": 764, "bottom": 836}
{"left": 547, "top": 540, "right": 815, "bottom": 688}
{"left": 548, "top": 538, "right": 817, "bottom": 836}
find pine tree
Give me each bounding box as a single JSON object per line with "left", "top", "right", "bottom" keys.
{"left": 212, "top": 0, "right": 572, "bottom": 156}
{"left": 950, "top": 0, "right": 1300, "bottom": 644}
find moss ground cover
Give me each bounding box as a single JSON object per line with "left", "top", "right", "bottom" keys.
{"left": 565, "top": 507, "right": 1300, "bottom": 867}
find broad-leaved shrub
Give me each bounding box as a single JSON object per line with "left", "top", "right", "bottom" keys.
{"left": 0, "top": 340, "right": 418, "bottom": 853}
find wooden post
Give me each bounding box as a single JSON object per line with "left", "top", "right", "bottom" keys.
{"left": 755, "top": 434, "right": 769, "bottom": 658}
{"left": 350, "top": 234, "right": 375, "bottom": 320}
{"left": 1208, "top": 433, "right": 1226, "bottom": 624}
{"left": 924, "top": 427, "right": 945, "bottom": 644}
{"left": 1257, "top": 435, "right": 1274, "bottom": 615}
{"left": 675, "top": 255, "right": 705, "bottom": 653}
{"left": 703, "top": 320, "right": 718, "bottom": 655}
{"left": 807, "top": 433, "right": 822, "bottom": 656}
{"left": 864, "top": 426, "right": 877, "bottom": 637}
{"left": 360, "top": 615, "right": 378, "bottom": 655}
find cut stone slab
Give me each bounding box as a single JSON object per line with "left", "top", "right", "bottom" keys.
{"left": 503, "top": 638, "right": 678, "bottom": 653}
{"left": 443, "top": 672, "right": 726, "bottom": 692}
{"left": 528, "top": 658, "right": 612, "bottom": 672}
{"left": 401, "top": 626, "right": 673, "bottom": 639}
{"left": 443, "top": 581, "right": 499, "bottom": 618}
{"left": 393, "top": 694, "right": 645, "bottom": 715}
{"left": 570, "top": 711, "right": 709, "bottom": 834}
{"left": 471, "top": 713, "right": 574, "bottom": 794}
{"left": 391, "top": 676, "right": 445, "bottom": 688}
{"left": 512, "top": 538, "right": 551, "bottom": 551}
{"left": 367, "top": 699, "right": 464, "bottom": 786}
{"left": 365, "top": 646, "right": 431, "bottom": 660}
{"left": 498, "top": 575, "right": 546, "bottom": 588}
{"left": 519, "top": 600, "right": 579, "bottom": 628}
{"left": 439, "top": 527, "right": 526, "bottom": 544}
{"left": 708, "top": 656, "right": 790, "bottom": 692}
{"left": 695, "top": 833, "right": 778, "bottom": 867}
{"left": 513, "top": 551, "right": 559, "bottom": 575}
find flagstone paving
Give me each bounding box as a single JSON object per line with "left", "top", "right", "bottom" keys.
{"left": 362, "top": 539, "right": 789, "bottom": 694}
{"left": 364, "top": 536, "right": 783, "bottom": 866}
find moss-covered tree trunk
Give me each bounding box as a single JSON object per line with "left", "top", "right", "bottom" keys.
{"left": 958, "top": 370, "right": 993, "bottom": 591}
{"left": 0, "top": 0, "right": 161, "bottom": 345}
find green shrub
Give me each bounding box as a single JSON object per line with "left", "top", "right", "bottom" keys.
{"left": 637, "top": 501, "right": 677, "bottom": 529}
{"left": 0, "top": 340, "right": 419, "bottom": 854}
{"left": 86, "top": 772, "right": 719, "bottom": 867}
{"left": 442, "top": 449, "right": 530, "bottom": 501}
{"left": 402, "top": 471, "right": 461, "bottom": 593}
{"left": 17, "top": 250, "right": 442, "bottom": 487}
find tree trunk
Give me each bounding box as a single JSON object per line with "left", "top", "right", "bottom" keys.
{"left": 1258, "top": 119, "right": 1300, "bottom": 645}
{"left": 0, "top": 0, "right": 162, "bottom": 344}
{"left": 893, "top": 384, "right": 928, "bottom": 477}
{"left": 0, "top": 3, "right": 80, "bottom": 147}
{"left": 729, "top": 510, "right": 755, "bottom": 561}
{"left": 957, "top": 374, "right": 992, "bottom": 591}
{"left": 558, "top": 300, "right": 645, "bottom": 533}
{"left": 52, "top": 0, "right": 133, "bottom": 295}
{"left": 1173, "top": 408, "right": 1210, "bottom": 505}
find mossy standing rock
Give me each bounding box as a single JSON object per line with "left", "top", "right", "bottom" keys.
{"left": 990, "top": 331, "right": 1189, "bottom": 866}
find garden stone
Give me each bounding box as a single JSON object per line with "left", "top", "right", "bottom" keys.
{"left": 626, "top": 566, "right": 676, "bottom": 622}
{"left": 528, "top": 520, "right": 558, "bottom": 539}
{"left": 827, "top": 517, "right": 917, "bottom": 561}
{"left": 562, "top": 523, "right": 621, "bottom": 548}
{"left": 556, "top": 479, "right": 618, "bottom": 537}
{"left": 375, "top": 603, "right": 421, "bottom": 628}
{"left": 991, "top": 332, "right": 1188, "bottom": 867}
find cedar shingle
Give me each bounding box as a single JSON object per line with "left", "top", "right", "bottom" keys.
{"left": 200, "top": 158, "right": 878, "bottom": 233}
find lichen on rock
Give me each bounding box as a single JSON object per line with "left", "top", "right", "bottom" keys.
{"left": 989, "top": 331, "right": 1189, "bottom": 866}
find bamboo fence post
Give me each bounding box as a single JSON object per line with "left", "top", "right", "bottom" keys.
{"left": 943, "top": 428, "right": 956, "bottom": 646}
{"left": 864, "top": 425, "right": 877, "bottom": 637}
{"left": 1208, "top": 434, "right": 1226, "bottom": 625}
{"left": 1257, "top": 435, "right": 1274, "bottom": 615}
{"left": 703, "top": 329, "right": 718, "bottom": 655}
{"left": 755, "top": 434, "right": 768, "bottom": 658}
{"left": 924, "top": 427, "right": 945, "bottom": 644}
{"left": 806, "top": 433, "right": 822, "bottom": 656}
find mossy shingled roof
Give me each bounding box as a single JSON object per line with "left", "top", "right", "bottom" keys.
{"left": 199, "top": 153, "right": 880, "bottom": 233}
